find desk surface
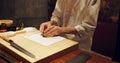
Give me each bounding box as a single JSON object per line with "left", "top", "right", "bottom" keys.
{"left": 0, "top": 30, "right": 78, "bottom": 63}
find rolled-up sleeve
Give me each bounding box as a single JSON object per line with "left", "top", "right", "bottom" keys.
{"left": 75, "top": 0, "right": 101, "bottom": 38}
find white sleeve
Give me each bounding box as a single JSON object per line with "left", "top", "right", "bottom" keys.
{"left": 75, "top": 0, "right": 101, "bottom": 37}
{"left": 50, "top": 0, "right": 62, "bottom": 26}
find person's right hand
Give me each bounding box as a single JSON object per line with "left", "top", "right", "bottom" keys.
{"left": 40, "top": 21, "right": 58, "bottom": 33}
{"left": 40, "top": 21, "right": 52, "bottom": 33}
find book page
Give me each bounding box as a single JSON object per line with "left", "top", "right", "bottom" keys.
{"left": 24, "top": 33, "right": 65, "bottom": 46}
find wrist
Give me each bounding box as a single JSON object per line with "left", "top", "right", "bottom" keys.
{"left": 61, "top": 27, "right": 81, "bottom": 37}
{"left": 61, "top": 27, "right": 77, "bottom": 34}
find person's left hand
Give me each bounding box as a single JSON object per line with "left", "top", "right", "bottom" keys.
{"left": 43, "top": 25, "right": 63, "bottom": 37}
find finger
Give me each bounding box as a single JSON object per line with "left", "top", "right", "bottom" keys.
{"left": 40, "top": 24, "right": 45, "bottom": 33}
{"left": 44, "top": 32, "right": 55, "bottom": 37}
{"left": 43, "top": 25, "right": 55, "bottom": 33}
{"left": 44, "top": 27, "right": 58, "bottom": 37}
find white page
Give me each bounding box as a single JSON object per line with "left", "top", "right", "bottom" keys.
{"left": 24, "top": 33, "right": 65, "bottom": 46}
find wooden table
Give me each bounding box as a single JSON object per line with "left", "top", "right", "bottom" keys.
{"left": 0, "top": 49, "right": 117, "bottom": 63}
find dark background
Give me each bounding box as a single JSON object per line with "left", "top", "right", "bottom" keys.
{"left": 91, "top": 0, "right": 120, "bottom": 62}
{"left": 0, "top": 0, "right": 55, "bottom": 29}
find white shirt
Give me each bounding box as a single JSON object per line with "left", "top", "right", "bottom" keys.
{"left": 50, "top": 0, "right": 101, "bottom": 50}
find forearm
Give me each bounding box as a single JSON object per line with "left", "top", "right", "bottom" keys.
{"left": 61, "top": 27, "right": 80, "bottom": 37}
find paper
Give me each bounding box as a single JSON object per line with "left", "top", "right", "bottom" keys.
{"left": 24, "top": 33, "right": 65, "bottom": 46}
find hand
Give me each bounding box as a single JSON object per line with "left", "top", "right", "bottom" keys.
{"left": 40, "top": 21, "right": 52, "bottom": 33}
{"left": 43, "top": 26, "right": 80, "bottom": 37}
{"left": 43, "top": 25, "right": 62, "bottom": 37}
{"left": 40, "top": 21, "right": 58, "bottom": 33}
{"left": 40, "top": 21, "right": 80, "bottom": 37}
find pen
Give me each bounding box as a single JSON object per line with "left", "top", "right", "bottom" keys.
{"left": 0, "top": 36, "right": 35, "bottom": 58}
{"left": 9, "top": 40, "right": 35, "bottom": 58}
